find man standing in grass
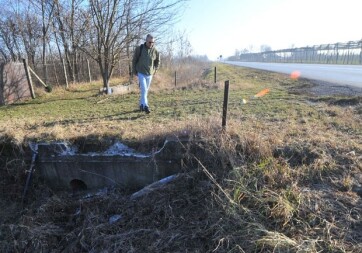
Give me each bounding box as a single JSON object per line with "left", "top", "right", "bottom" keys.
{"left": 132, "top": 34, "right": 160, "bottom": 114}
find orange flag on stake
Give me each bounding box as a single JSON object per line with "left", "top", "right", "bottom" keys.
{"left": 254, "top": 88, "right": 270, "bottom": 98}
{"left": 241, "top": 88, "right": 270, "bottom": 105}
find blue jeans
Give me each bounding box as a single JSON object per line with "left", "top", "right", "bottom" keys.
{"left": 137, "top": 73, "right": 153, "bottom": 107}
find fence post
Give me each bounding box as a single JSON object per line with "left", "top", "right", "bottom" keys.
{"left": 214, "top": 66, "right": 217, "bottom": 83}
{"left": 222, "top": 80, "right": 229, "bottom": 130}
{"left": 22, "top": 59, "right": 36, "bottom": 99}
{"left": 87, "top": 59, "right": 92, "bottom": 83}
{"left": 175, "top": 71, "right": 177, "bottom": 87}
{"left": 43, "top": 63, "right": 48, "bottom": 88}
{"left": 62, "top": 59, "right": 69, "bottom": 89}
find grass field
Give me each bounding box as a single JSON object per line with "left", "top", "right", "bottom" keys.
{"left": 0, "top": 62, "right": 361, "bottom": 252}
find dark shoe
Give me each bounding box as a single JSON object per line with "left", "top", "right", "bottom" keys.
{"left": 140, "top": 104, "right": 144, "bottom": 112}
{"left": 144, "top": 106, "right": 151, "bottom": 114}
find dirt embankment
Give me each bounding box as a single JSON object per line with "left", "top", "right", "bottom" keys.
{"left": 1, "top": 127, "right": 362, "bottom": 252}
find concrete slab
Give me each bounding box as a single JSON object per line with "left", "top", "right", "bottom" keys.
{"left": 36, "top": 139, "right": 185, "bottom": 191}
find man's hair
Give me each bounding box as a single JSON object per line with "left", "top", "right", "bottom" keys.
{"left": 146, "top": 34, "right": 154, "bottom": 41}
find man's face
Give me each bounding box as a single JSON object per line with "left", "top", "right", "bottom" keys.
{"left": 146, "top": 39, "right": 155, "bottom": 49}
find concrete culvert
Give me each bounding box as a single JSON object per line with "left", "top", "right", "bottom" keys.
{"left": 70, "top": 179, "right": 88, "bottom": 191}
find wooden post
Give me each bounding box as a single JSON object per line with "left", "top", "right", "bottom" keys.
{"left": 43, "top": 63, "right": 48, "bottom": 87}
{"left": 87, "top": 59, "right": 92, "bottom": 83}
{"left": 22, "top": 59, "right": 35, "bottom": 99}
{"left": 214, "top": 66, "right": 217, "bottom": 83}
{"left": 222, "top": 80, "right": 230, "bottom": 130}
{"left": 174, "top": 71, "right": 177, "bottom": 87}
{"left": 28, "top": 67, "right": 48, "bottom": 88}
{"left": 52, "top": 61, "right": 59, "bottom": 86}
{"left": 62, "top": 59, "right": 69, "bottom": 89}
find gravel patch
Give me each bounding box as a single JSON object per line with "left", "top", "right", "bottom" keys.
{"left": 303, "top": 79, "right": 362, "bottom": 96}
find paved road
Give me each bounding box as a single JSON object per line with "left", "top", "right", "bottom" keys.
{"left": 225, "top": 61, "right": 362, "bottom": 89}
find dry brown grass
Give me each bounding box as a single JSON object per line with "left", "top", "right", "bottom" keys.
{"left": 1, "top": 62, "right": 362, "bottom": 252}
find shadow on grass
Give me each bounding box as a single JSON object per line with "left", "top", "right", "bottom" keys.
{"left": 39, "top": 110, "right": 145, "bottom": 128}
{"left": 70, "top": 88, "right": 100, "bottom": 93}
{"left": 8, "top": 95, "right": 99, "bottom": 107}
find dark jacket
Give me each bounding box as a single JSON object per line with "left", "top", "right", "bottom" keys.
{"left": 132, "top": 43, "right": 160, "bottom": 76}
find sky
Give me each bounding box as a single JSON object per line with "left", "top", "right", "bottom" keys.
{"left": 174, "top": 0, "right": 362, "bottom": 60}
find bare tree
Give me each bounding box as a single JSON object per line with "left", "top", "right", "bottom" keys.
{"left": 85, "top": 0, "right": 126, "bottom": 93}
{"left": 0, "top": 18, "right": 19, "bottom": 61}
{"left": 28, "top": 0, "right": 55, "bottom": 84}
{"left": 0, "top": 1, "right": 42, "bottom": 65}
{"left": 260, "top": 44, "right": 272, "bottom": 52}
{"left": 160, "top": 30, "right": 194, "bottom": 69}
{"left": 83, "top": 0, "right": 186, "bottom": 94}
{"left": 18, "top": 12, "right": 42, "bottom": 66}
{"left": 53, "top": 0, "right": 87, "bottom": 83}
{"left": 0, "top": 0, "right": 186, "bottom": 89}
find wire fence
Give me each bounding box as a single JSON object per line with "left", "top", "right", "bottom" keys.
{"left": 31, "top": 58, "right": 131, "bottom": 87}
{"left": 237, "top": 40, "right": 362, "bottom": 65}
